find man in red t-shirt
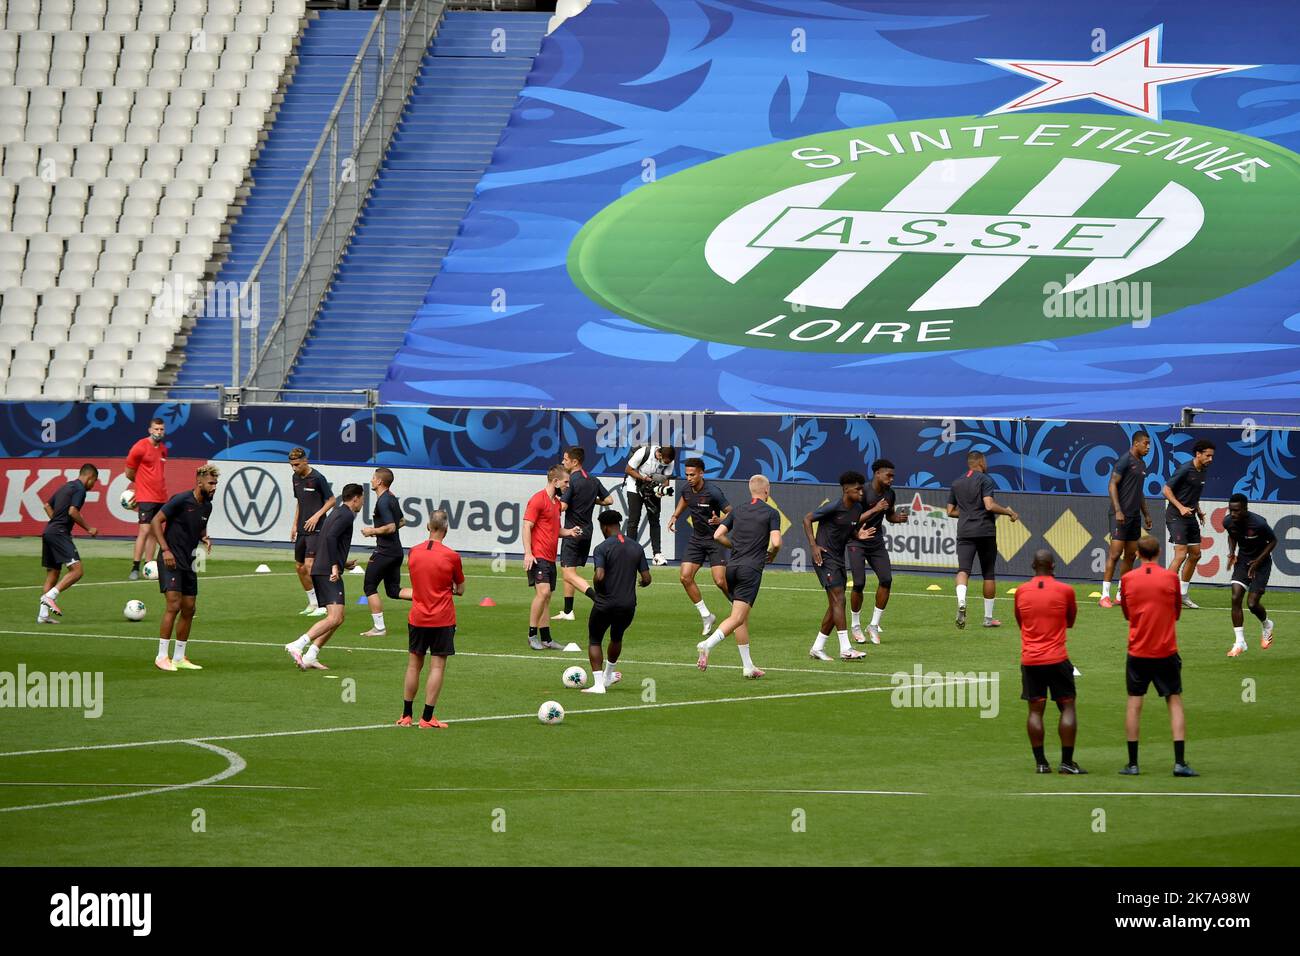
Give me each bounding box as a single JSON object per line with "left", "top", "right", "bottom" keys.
{"left": 394, "top": 510, "right": 464, "bottom": 729}
{"left": 523, "top": 464, "right": 580, "bottom": 651}
{"left": 125, "top": 418, "right": 168, "bottom": 580}
{"left": 1120, "top": 536, "right": 1198, "bottom": 777}
{"left": 1014, "top": 550, "right": 1083, "bottom": 774}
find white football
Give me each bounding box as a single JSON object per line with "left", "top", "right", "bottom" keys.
{"left": 537, "top": 700, "right": 565, "bottom": 725}
{"left": 142, "top": 560, "right": 159, "bottom": 580}
{"left": 124, "top": 599, "right": 146, "bottom": 621}
{"left": 120, "top": 488, "right": 136, "bottom": 509}
{"left": 562, "top": 665, "right": 587, "bottom": 689}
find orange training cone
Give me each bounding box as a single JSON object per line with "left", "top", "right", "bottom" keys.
{"left": 479, "top": 597, "right": 496, "bottom": 607}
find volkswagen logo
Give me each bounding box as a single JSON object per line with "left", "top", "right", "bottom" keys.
{"left": 223, "top": 466, "right": 282, "bottom": 536}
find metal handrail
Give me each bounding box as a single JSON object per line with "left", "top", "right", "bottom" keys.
{"left": 235, "top": 0, "right": 438, "bottom": 387}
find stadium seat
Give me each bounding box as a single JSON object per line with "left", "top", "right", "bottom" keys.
{"left": 5, "top": 377, "right": 44, "bottom": 399}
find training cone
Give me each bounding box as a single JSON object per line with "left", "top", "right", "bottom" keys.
{"left": 1006, "top": 587, "right": 1018, "bottom": 595}
{"left": 563, "top": 642, "right": 581, "bottom": 653}
{"left": 356, "top": 595, "right": 368, "bottom": 604}
{"left": 479, "top": 597, "right": 496, "bottom": 607}
{"left": 254, "top": 563, "right": 271, "bottom": 573}
{"left": 926, "top": 584, "right": 941, "bottom": 591}
{"left": 1088, "top": 591, "right": 1102, "bottom": 598}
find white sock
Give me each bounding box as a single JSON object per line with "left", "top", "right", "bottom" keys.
{"left": 172, "top": 640, "right": 186, "bottom": 663}
{"left": 290, "top": 634, "right": 310, "bottom": 652}
{"left": 371, "top": 612, "right": 385, "bottom": 630}
{"left": 812, "top": 631, "right": 829, "bottom": 651}
{"left": 604, "top": 661, "right": 616, "bottom": 681}
{"left": 44, "top": 586, "right": 60, "bottom": 600}
{"left": 1233, "top": 626, "right": 1246, "bottom": 646}
{"left": 956, "top": 584, "right": 968, "bottom": 607}
{"left": 1114, "top": 584, "right": 1122, "bottom": 602}
{"left": 836, "top": 629, "right": 850, "bottom": 652}
{"left": 703, "top": 628, "right": 725, "bottom": 650}
{"left": 307, "top": 589, "right": 318, "bottom": 608}
{"left": 984, "top": 598, "right": 995, "bottom": 619}
{"left": 37, "top": 603, "right": 49, "bottom": 621}
{"left": 303, "top": 643, "right": 319, "bottom": 663}
{"left": 157, "top": 638, "right": 169, "bottom": 659}
{"left": 591, "top": 670, "right": 605, "bottom": 690}
{"left": 738, "top": 644, "right": 753, "bottom": 670}
{"left": 1101, "top": 581, "right": 1112, "bottom": 598}
{"left": 850, "top": 609, "right": 861, "bottom": 629}
{"left": 695, "top": 600, "right": 710, "bottom": 618}
{"left": 871, "top": 606, "right": 884, "bottom": 627}
{"left": 1180, "top": 579, "right": 1189, "bottom": 596}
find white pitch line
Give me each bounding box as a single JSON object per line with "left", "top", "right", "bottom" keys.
{"left": 0, "top": 740, "right": 246, "bottom": 814}
{"left": 0, "top": 627, "right": 911, "bottom": 680}
{"left": 0, "top": 679, "right": 990, "bottom": 760}
{"left": 1019, "top": 791, "right": 1300, "bottom": 799}
{"left": 405, "top": 786, "right": 926, "bottom": 796}
{"left": 0, "top": 571, "right": 297, "bottom": 592}
{"left": 0, "top": 781, "right": 315, "bottom": 791}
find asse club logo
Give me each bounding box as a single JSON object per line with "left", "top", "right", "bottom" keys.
{"left": 567, "top": 114, "right": 1300, "bottom": 353}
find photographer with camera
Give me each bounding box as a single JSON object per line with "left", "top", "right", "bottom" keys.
{"left": 623, "top": 445, "right": 676, "bottom": 566}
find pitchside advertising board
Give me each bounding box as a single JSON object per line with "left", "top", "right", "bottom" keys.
{"left": 0, "top": 457, "right": 208, "bottom": 536}
{"left": 690, "top": 480, "right": 1300, "bottom": 589}
{"left": 206, "top": 461, "right": 676, "bottom": 560}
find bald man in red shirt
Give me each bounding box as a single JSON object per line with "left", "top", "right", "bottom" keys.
{"left": 395, "top": 510, "right": 465, "bottom": 729}
{"left": 1014, "top": 550, "right": 1083, "bottom": 774}
{"left": 1120, "top": 536, "right": 1198, "bottom": 777}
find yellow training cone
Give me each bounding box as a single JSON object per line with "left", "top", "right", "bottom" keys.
{"left": 926, "top": 584, "right": 941, "bottom": 591}
{"left": 1088, "top": 591, "right": 1102, "bottom": 598}
{"left": 1006, "top": 587, "right": 1018, "bottom": 595}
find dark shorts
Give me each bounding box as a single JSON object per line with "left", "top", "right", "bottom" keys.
{"left": 725, "top": 564, "right": 763, "bottom": 607}
{"left": 294, "top": 531, "right": 320, "bottom": 565}
{"left": 408, "top": 624, "right": 455, "bottom": 656}
{"left": 1020, "top": 660, "right": 1076, "bottom": 702}
{"left": 526, "top": 558, "right": 557, "bottom": 589}
{"left": 1231, "top": 558, "right": 1271, "bottom": 594}
{"left": 588, "top": 605, "right": 635, "bottom": 645}
{"left": 40, "top": 532, "right": 80, "bottom": 569}
{"left": 364, "top": 550, "right": 404, "bottom": 598}
{"left": 1167, "top": 514, "right": 1201, "bottom": 547}
{"left": 560, "top": 532, "right": 592, "bottom": 568}
{"left": 311, "top": 572, "right": 345, "bottom": 607}
{"left": 1126, "top": 653, "right": 1182, "bottom": 697}
{"left": 159, "top": 564, "right": 199, "bottom": 597}
{"left": 137, "top": 501, "right": 163, "bottom": 525}
{"left": 815, "top": 558, "right": 847, "bottom": 591}
{"left": 682, "top": 537, "right": 726, "bottom": 567}
{"left": 1111, "top": 514, "right": 1142, "bottom": 542}
{"left": 957, "top": 536, "right": 998, "bottom": 578}
{"left": 848, "top": 543, "right": 892, "bottom": 590}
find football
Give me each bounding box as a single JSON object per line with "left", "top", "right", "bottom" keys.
{"left": 562, "top": 665, "right": 587, "bottom": 689}
{"left": 142, "top": 560, "right": 159, "bottom": 580}
{"left": 123, "top": 600, "right": 146, "bottom": 622}
{"left": 120, "top": 488, "right": 137, "bottom": 509}
{"left": 537, "top": 700, "right": 565, "bottom": 725}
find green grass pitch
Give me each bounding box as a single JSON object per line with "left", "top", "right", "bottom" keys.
{"left": 1, "top": 539, "right": 1297, "bottom": 866}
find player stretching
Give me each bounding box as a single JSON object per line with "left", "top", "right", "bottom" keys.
{"left": 554, "top": 447, "right": 611, "bottom": 621}
{"left": 1224, "top": 494, "right": 1277, "bottom": 657}
{"left": 669, "top": 458, "right": 731, "bottom": 635}
{"left": 805, "top": 470, "right": 871, "bottom": 662}
{"left": 1099, "top": 431, "right": 1152, "bottom": 608}
{"left": 1015, "top": 550, "right": 1083, "bottom": 774}
{"left": 1161, "top": 439, "right": 1215, "bottom": 609}
{"left": 37, "top": 464, "right": 100, "bottom": 624}
{"left": 125, "top": 417, "right": 167, "bottom": 580}
{"left": 583, "top": 509, "right": 652, "bottom": 694}
{"left": 360, "top": 467, "right": 404, "bottom": 637}
{"left": 947, "top": 452, "right": 1018, "bottom": 629}
{"left": 396, "top": 511, "right": 464, "bottom": 729}
{"left": 289, "top": 448, "right": 335, "bottom": 617}
{"left": 849, "top": 459, "right": 907, "bottom": 644}
{"left": 697, "top": 476, "right": 782, "bottom": 678}
{"left": 284, "top": 483, "right": 364, "bottom": 671}
{"left": 149, "top": 465, "right": 218, "bottom": 672}
{"left": 524, "top": 465, "right": 580, "bottom": 650}
{"left": 1119, "top": 536, "right": 1197, "bottom": 777}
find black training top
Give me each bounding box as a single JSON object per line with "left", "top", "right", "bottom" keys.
{"left": 292, "top": 468, "right": 333, "bottom": 534}
{"left": 45, "top": 479, "right": 87, "bottom": 536}
{"left": 1111, "top": 451, "right": 1147, "bottom": 517}
{"left": 1225, "top": 512, "right": 1276, "bottom": 561}
{"left": 948, "top": 469, "right": 998, "bottom": 539}
{"left": 159, "top": 491, "right": 212, "bottom": 571}
{"left": 371, "top": 489, "right": 403, "bottom": 557}
{"left": 678, "top": 481, "right": 730, "bottom": 539}
{"left": 592, "top": 532, "right": 649, "bottom": 610}
{"left": 317, "top": 505, "right": 357, "bottom": 573}
{"left": 722, "top": 499, "right": 781, "bottom": 570}
{"left": 1165, "top": 461, "right": 1207, "bottom": 515}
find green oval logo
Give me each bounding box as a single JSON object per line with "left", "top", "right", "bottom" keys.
{"left": 568, "top": 114, "right": 1300, "bottom": 352}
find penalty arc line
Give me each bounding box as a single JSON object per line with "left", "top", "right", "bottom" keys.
{"left": 0, "top": 740, "right": 247, "bottom": 814}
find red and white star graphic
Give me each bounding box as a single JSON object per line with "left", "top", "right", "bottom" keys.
{"left": 982, "top": 25, "right": 1256, "bottom": 121}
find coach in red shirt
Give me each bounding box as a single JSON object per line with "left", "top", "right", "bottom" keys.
{"left": 522, "top": 464, "right": 580, "bottom": 652}
{"left": 125, "top": 417, "right": 168, "bottom": 580}
{"left": 1120, "top": 536, "right": 1198, "bottom": 777}
{"left": 1014, "top": 550, "right": 1083, "bottom": 774}
{"left": 395, "top": 510, "right": 465, "bottom": 729}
